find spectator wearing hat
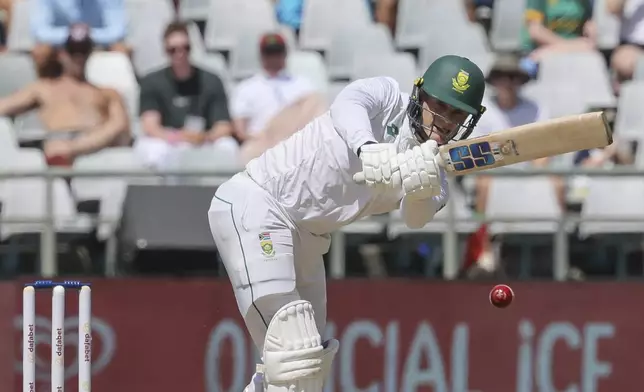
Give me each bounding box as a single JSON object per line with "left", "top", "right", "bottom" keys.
{"left": 30, "top": 0, "right": 130, "bottom": 77}
{"left": 231, "top": 32, "right": 325, "bottom": 163}
{"left": 135, "top": 21, "right": 239, "bottom": 171}
{"left": 0, "top": 23, "right": 131, "bottom": 165}
{"left": 470, "top": 54, "right": 564, "bottom": 211}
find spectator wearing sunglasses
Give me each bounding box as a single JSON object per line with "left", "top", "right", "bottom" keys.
{"left": 30, "top": 0, "right": 130, "bottom": 78}
{"left": 0, "top": 24, "right": 131, "bottom": 165}
{"left": 135, "top": 21, "right": 239, "bottom": 171}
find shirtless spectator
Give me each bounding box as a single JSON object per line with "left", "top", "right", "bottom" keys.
{"left": 607, "top": 0, "right": 644, "bottom": 84}
{"left": 31, "top": 0, "right": 129, "bottom": 77}
{"left": 0, "top": 24, "right": 130, "bottom": 165}
{"left": 231, "top": 32, "right": 325, "bottom": 163}
{"left": 134, "top": 21, "right": 239, "bottom": 171}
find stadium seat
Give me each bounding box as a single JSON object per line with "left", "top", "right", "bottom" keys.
{"left": 71, "top": 147, "right": 149, "bottom": 241}
{"left": 486, "top": 176, "right": 562, "bottom": 235}
{"left": 125, "top": 0, "right": 175, "bottom": 76}
{"left": 489, "top": 0, "right": 526, "bottom": 52}
{"left": 299, "top": 0, "right": 371, "bottom": 52}
{"left": 395, "top": 0, "right": 432, "bottom": 50}
{"left": 613, "top": 81, "right": 644, "bottom": 139}
{"left": 0, "top": 53, "right": 37, "bottom": 97}
{"left": 538, "top": 52, "right": 616, "bottom": 109}
{"left": 352, "top": 52, "right": 417, "bottom": 94}
{"left": 593, "top": 0, "right": 621, "bottom": 50}
{"left": 0, "top": 117, "right": 18, "bottom": 152}
{"left": 327, "top": 82, "right": 348, "bottom": 104}
{"left": 6, "top": 0, "right": 34, "bottom": 51}
{"left": 327, "top": 24, "right": 394, "bottom": 80}
{"left": 187, "top": 21, "right": 207, "bottom": 57}
{"left": 521, "top": 81, "right": 588, "bottom": 118}
{"left": 579, "top": 177, "right": 644, "bottom": 237}
{"left": 287, "top": 51, "right": 330, "bottom": 93}
{"left": 230, "top": 30, "right": 271, "bottom": 80}
{"left": 86, "top": 52, "right": 140, "bottom": 128}
{"left": 0, "top": 149, "right": 91, "bottom": 241}
{"left": 178, "top": 0, "right": 210, "bottom": 21}
{"left": 418, "top": 22, "right": 493, "bottom": 72}
{"left": 204, "top": 0, "right": 277, "bottom": 52}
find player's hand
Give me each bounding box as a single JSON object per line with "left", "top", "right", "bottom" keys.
{"left": 353, "top": 143, "right": 401, "bottom": 190}
{"left": 399, "top": 140, "right": 442, "bottom": 200}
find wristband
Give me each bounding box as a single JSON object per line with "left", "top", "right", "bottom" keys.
{"left": 357, "top": 141, "right": 377, "bottom": 157}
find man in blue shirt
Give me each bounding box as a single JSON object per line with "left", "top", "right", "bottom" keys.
{"left": 31, "top": 0, "right": 129, "bottom": 77}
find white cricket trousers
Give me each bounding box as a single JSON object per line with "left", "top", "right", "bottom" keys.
{"left": 208, "top": 172, "right": 329, "bottom": 353}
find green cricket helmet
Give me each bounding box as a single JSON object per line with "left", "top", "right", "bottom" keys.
{"left": 407, "top": 55, "right": 486, "bottom": 144}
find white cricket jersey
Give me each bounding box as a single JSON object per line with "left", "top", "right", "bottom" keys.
{"left": 245, "top": 76, "right": 448, "bottom": 235}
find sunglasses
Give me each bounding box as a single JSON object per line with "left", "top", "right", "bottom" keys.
{"left": 166, "top": 44, "right": 191, "bottom": 54}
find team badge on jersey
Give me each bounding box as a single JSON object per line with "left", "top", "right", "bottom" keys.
{"left": 259, "top": 232, "right": 276, "bottom": 257}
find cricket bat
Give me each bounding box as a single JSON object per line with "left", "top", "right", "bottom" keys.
{"left": 356, "top": 111, "right": 612, "bottom": 179}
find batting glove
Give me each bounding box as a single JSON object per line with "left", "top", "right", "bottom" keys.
{"left": 399, "top": 140, "right": 442, "bottom": 200}
{"left": 353, "top": 143, "right": 401, "bottom": 190}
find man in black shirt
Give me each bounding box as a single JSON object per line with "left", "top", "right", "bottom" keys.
{"left": 134, "top": 21, "right": 239, "bottom": 170}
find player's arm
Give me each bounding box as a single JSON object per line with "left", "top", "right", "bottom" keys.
{"left": 524, "top": 0, "right": 566, "bottom": 46}
{"left": 330, "top": 76, "right": 401, "bottom": 155}
{"left": 69, "top": 88, "right": 130, "bottom": 155}
{"left": 605, "top": 0, "right": 625, "bottom": 16}
{"left": 0, "top": 82, "right": 41, "bottom": 116}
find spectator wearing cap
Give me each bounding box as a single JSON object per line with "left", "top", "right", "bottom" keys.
{"left": 0, "top": 23, "right": 131, "bottom": 165}
{"left": 231, "top": 32, "right": 325, "bottom": 162}
{"left": 31, "top": 0, "right": 129, "bottom": 77}
{"left": 134, "top": 21, "right": 239, "bottom": 171}
{"left": 470, "top": 54, "right": 564, "bottom": 211}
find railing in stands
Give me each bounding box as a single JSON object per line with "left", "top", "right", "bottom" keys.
{"left": 0, "top": 167, "right": 642, "bottom": 280}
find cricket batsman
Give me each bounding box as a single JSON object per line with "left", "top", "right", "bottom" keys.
{"left": 208, "top": 55, "right": 486, "bottom": 391}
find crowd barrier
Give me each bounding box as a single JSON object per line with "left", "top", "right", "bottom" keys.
{"left": 1, "top": 167, "right": 644, "bottom": 280}
{"left": 1, "top": 278, "right": 643, "bottom": 392}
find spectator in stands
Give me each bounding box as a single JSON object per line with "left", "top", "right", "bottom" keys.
{"left": 0, "top": 0, "right": 14, "bottom": 48}
{"left": 520, "top": 0, "right": 597, "bottom": 77}
{"left": 30, "top": 0, "right": 129, "bottom": 77}
{"left": 275, "top": 0, "right": 304, "bottom": 34}
{"left": 231, "top": 32, "right": 325, "bottom": 163}
{"left": 607, "top": 0, "right": 644, "bottom": 85}
{"left": 134, "top": 21, "right": 239, "bottom": 171}
{"left": 471, "top": 54, "right": 564, "bottom": 211}
{"left": 0, "top": 24, "right": 131, "bottom": 165}
{"left": 375, "top": 0, "right": 398, "bottom": 34}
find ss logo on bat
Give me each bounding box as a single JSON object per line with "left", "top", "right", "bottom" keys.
{"left": 448, "top": 141, "right": 496, "bottom": 171}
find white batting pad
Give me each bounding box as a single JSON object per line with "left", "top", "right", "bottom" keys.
{"left": 262, "top": 300, "right": 338, "bottom": 392}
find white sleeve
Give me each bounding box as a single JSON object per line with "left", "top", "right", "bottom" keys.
{"left": 230, "top": 82, "right": 253, "bottom": 119}
{"left": 330, "top": 76, "right": 401, "bottom": 155}
{"left": 399, "top": 168, "right": 449, "bottom": 228}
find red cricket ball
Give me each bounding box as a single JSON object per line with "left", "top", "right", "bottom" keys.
{"left": 489, "top": 284, "right": 515, "bottom": 308}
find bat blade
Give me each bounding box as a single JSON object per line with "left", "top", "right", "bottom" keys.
{"left": 438, "top": 111, "right": 612, "bottom": 175}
